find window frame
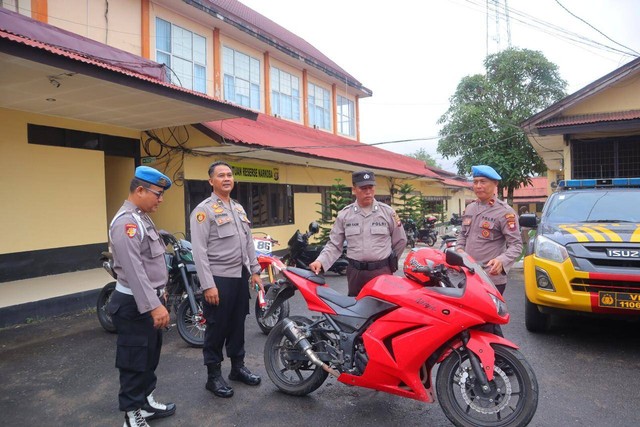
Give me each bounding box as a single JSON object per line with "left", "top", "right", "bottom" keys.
{"left": 270, "top": 67, "right": 301, "bottom": 121}
{"left": 223, "top": 46, "right": 261, "bottom": 110}
{"left": 337, "top": 95, "right": 355, "bottom": 137}
{"left": 307, "top": 82, "right": 331, "bottom": 130}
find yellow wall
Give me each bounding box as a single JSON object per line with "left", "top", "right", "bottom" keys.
{"left": 566, "top": 75, "right": 640, "bottom": 115}
{"left": 105, "top": 156, "right": 134, "bottom": 224}
{"left": 0, "top": 109, "right": 139, "bottom": 253}
{"left": 48, "top": 0, "right": 142, "bottom": 55}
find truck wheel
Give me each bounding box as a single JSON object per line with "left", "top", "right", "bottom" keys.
{"left": 525, "top": 298, "right": 551, "bottom": 333}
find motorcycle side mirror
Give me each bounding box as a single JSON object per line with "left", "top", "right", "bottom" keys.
{"left": 308, "top": 221, "right": 320, "bottom": 234}
{"left": 444, "top": 248, "right": 465, "bottom": 267}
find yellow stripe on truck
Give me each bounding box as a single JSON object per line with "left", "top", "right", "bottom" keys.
{"left": 631, "top": 225, "right": 640, "bottom": 243}
{"left": 577, "top": 227, "right": 607, "bottom": 242}
{"left": 591, "top": 226, "right": 623, "bottom": 242}
{"left": 559, "top": 225, "right": 589, "bottom": 242}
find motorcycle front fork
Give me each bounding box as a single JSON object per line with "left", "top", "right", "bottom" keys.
{"left": 177, "top": 263, "right": 199, "bottom": 314}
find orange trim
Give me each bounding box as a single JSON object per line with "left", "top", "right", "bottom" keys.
{"left": 141, "top": 0, "right": 150, "bottom": 59}
{"left": 332, "top": 83, "right": 337, "bottom": 135}
{"left": 213, "top": 28, "right": 222, "bottom": 99}
{"left": 302, "top": 69, "right": 309, "bottom": 126}
{"left": 31, "top": 0, "right": 48, "bottom": 23}
{"left": 264, "top": 52, "right": 271, "bottom": 115}
{"left": 355, "top": 95, "right": 360, "bottom": 142}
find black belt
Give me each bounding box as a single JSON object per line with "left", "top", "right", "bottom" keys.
{"left": 347, "top": 257, "right": 389, "bottom": 271}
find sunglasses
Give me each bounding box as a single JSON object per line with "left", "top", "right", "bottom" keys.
{"left": 144, "top": 187, "right": 164, "bottom": 198}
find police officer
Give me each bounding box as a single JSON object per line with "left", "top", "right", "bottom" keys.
{"left": 108, "top": 166, "right": 176, "bottom": 427}
{"left": 456, "top": 165, "right": 522, "bottom": 295}
{"left": 310, "top": 171, "right": 407, "bottom": 296}
{"left": 190, "top": 161, "right": 263, "bottom": 399}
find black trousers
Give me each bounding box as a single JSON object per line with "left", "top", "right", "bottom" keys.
{"left": 202, "top": 269, "right": 250, "bottom": 366}
{"left": 109, "top": 291, "right": 162, "bottom": 411}
{"left": 346, "top": 264, "right": 392, "bottom": 297}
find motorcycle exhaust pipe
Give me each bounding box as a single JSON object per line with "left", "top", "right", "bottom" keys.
{"left": 281, "top": 318, "right": 340, "bottom": 378}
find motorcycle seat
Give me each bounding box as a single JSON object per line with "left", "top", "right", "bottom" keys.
{"left": 287, "top": 267, "right": 326, "bottom": 285}
{"left": 316, "top": 286, "right": 357, "bottom": 308}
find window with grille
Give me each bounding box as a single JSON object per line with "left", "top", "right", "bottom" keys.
{"left": 337, "top": 95, "right": 355, "bottom": 137}
{"left": 223, "top": 46, "right": 261, "bottom": 110}
{"left": 270, "top": 67, "right": 300, "bottom": 121}
{"left": 571, "top": 137, "right": 640, "bottom": 179}
{"left": 155, "top": 18, "right": 206, "bottom": 93}
{"left": 308, "top": 83, "right": 331, "bottom": 130}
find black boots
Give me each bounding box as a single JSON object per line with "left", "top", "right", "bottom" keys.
{"left": 228, "top": 365, "right": 261, "bottom": 386}
{"left": 206, "top": 363, "right": 234, "bottom": 398}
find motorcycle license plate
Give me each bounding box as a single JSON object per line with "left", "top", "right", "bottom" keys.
{"left": 254, "top": 239, "right": 272, "bottom": 255}
{"left": 598, "top": 291, "right": 640, "bottom": 310}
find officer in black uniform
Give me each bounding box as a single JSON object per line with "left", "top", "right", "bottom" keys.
{"left": 108, "top": 166, "right": 176, "bottom": 427}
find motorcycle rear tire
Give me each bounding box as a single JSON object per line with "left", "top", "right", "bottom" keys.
{"left": 426, "top": 235, "right": 437, "bottom": 247}
{"left": 255, "top": 283, "right": 290, "bottom": 335}
{"left": 264, "top": 316, "right": 329, "bottom": 396}
{"left": 96, "top": 281, "right": 117, "bottom": 333}
{"left": 176, "top": 295, "right": 205, "bottom": 348}
{"left": 436, "top": 344, "right": 538, "bottom": 427}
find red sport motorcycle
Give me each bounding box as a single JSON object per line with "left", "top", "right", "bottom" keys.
{"left": 261, "top": 248, "right": 538, "bottom": 427}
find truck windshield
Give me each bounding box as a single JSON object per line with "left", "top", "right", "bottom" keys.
{"left": 544, "top": 190, "right": 640, "bottom": 223}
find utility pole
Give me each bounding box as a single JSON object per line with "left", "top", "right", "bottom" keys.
{"left": 486, "top": 0, "right": 512, "bottom": 57}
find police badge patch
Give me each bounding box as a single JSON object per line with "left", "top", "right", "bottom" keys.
{"left": 196, "top": 212, "right": 206, "bottom": 223}
{"left": 125, "top": 223, "right": 137, "bottom": 238}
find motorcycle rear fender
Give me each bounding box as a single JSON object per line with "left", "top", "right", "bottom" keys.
{"left": 439, "top": 330, "right": 519, "bottom": 382}
{"left": 261, "top": 281, "right": 296, "bottom": 318}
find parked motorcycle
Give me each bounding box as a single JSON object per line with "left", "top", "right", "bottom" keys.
{"left": 418, "top": 215, "right": 438, "bottom": 246}
{"left": 97, "top": 231, "right": 206, "bottom": 347}
{"left": 439, "top": 226, "right": 460, "bottom": 251}
{"left": 403, "top": 218, "right": 417, "bottom": 248}
{"left": 261, "top": 247, "right": 538, "bottom": 427}
{"left": 252, "top": 232, "right": 290, "bottom": 335}
{"left": 281, "top": 222, "right": 349, "bottom": 275}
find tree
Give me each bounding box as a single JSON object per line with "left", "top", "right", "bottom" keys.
{"left": 437, "top": 48, "right": 567, "bottom": 202}
{"left": 393, "top": 183, "right": 421, "bottom": 222}
{"left": 407, "top": 148, "right": 441, "bottom": 168}
{"left": 315, "top": 178, "right": 351, "bottom": 244}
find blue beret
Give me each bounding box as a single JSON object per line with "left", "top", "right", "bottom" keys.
{"left": 472, "top": 165, "right": 501, "bottom": 181}
{"left": 134, "top": 166, "right": 172, "bottom": 189}
{"left": 352, "top": 170, "right": 376, "bottom": 187}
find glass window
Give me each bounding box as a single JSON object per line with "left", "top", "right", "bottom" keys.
{"left": 270, "top": 67, "right": 300, "bottom": 121}
{"left": 155, "top": 18, "right": 206, "bottom": 93}
{"left": 308, "top": 83, "right": 331, "bottom": 130}
{"left": 337, "top": 95, "right": 355, "bottom": 136}
{"left": 223, "top": 46, "right": 261, "bottom": 109}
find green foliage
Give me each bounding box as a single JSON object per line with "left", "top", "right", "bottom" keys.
{"left": 393, "top": 183, "right": 421, "bottom": 221}
{"left": 315, "top": 178, "right": 351, "bottom": 244}
{"left": 407, "top": 148, "right": 441, "bottom": 168}
{"left": 437, "top": 48, "right": 567, "bottom": 202}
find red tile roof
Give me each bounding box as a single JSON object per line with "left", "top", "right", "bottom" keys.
{"left": 200, "top": 113, "right": 441, "bottom": 179}
{"left": 537, "top": 110, "right": 640, "bottom": 129}
{"left": 503, "top": 176, "right": 548, "bottom": 199}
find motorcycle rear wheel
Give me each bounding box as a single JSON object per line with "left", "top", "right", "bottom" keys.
{"left": 436, "top": 344, "right": 538, "bottom": 427}
{"left": 255, "top": 283, "right": 290, "bottom": 335}
{"left": 96, "top": 281, "right": 117, "bottom": 333}
{"left": 264, "top": 316, "right": 329, "bottom": 396}
{"left": 176, "top": 295, "right": 205, "bottom": 348}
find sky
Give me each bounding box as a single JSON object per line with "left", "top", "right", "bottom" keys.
{"left": 239, "top": 0, "right": 640, "bottom": 172}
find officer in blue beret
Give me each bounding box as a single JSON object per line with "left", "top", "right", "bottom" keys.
{"left": 107, "top": 165, "right": 175, "bottom": 426}
{"left": 456, "top": 165, "right": 522, "bottom": 295}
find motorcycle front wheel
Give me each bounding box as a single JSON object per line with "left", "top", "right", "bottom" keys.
{"left": 264, "top": 316, "right": 329, "bottom": 396}
{"left": 96, "top": 281, "right": 117, "bottom": 333}
{"left": 436, "top": 344, "right": 538, "bottom": 427}
{"left": 176, "top": 294, "right": 205, "bottom": 347}
{"left": 255, "top": 283, "right": 290, "bottom": 335}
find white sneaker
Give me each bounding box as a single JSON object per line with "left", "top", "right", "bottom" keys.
{"left": 140, "top": 392, "right": 176, "bottom": 420}
{"left": 123, "top": 409, "right": 150, "bottom": 427}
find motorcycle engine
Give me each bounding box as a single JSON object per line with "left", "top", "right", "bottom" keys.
{"left": 353, "top": 341, "right": 369, "bottom": 375}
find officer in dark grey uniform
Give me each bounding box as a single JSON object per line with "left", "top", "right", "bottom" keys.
{"left": 107, "top": 166, "right": 176, "bottom": 427}
{"left": 310, "top": 171, "right": 407, "bottom": 296}
{"left": 190, "top": 161, "right": 263, "bottom": 399}
{"left": 456, "top": 165, "right": 522, "bottom": 295}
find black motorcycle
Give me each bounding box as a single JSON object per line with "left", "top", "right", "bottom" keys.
{"left": 281, "top": 222, "right": 349, "bottom": 275}
{"left": 403, "top": 218, "right": 417, "bottom": 248}
{"left": 417, "top": 215, "right": 438, "bottom": 246}
{"left": 96, "top": 231, "right": 206, "bottom": 347}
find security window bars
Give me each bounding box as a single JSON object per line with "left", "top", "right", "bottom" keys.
{"left": 571, "top": 137, "right": 640, "bottom": 179}
{"left": 270, "top": 67, "right": 301, "bottom": 121}
{"left": 337, "top": 95, "right": 355, "bottom": 137}
{"left": 155, "top": 18, "right": 206, "bottom": 93}
{"left": 223, "top": 47, "right": 261, "bottom": 110}
{"left": 308, "top": 83, "right": 331, "bottom": 130}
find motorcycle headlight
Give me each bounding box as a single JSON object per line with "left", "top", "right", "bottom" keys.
{"left": 534, "top": 235, "right": 569, "bottom": 263}
{"left": 489, "top": 293, "right": 508, "bottom": 317}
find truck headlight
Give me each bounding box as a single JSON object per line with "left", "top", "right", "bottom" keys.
{"left": 534, "top": 235, "right": 569, "bottom": 263}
